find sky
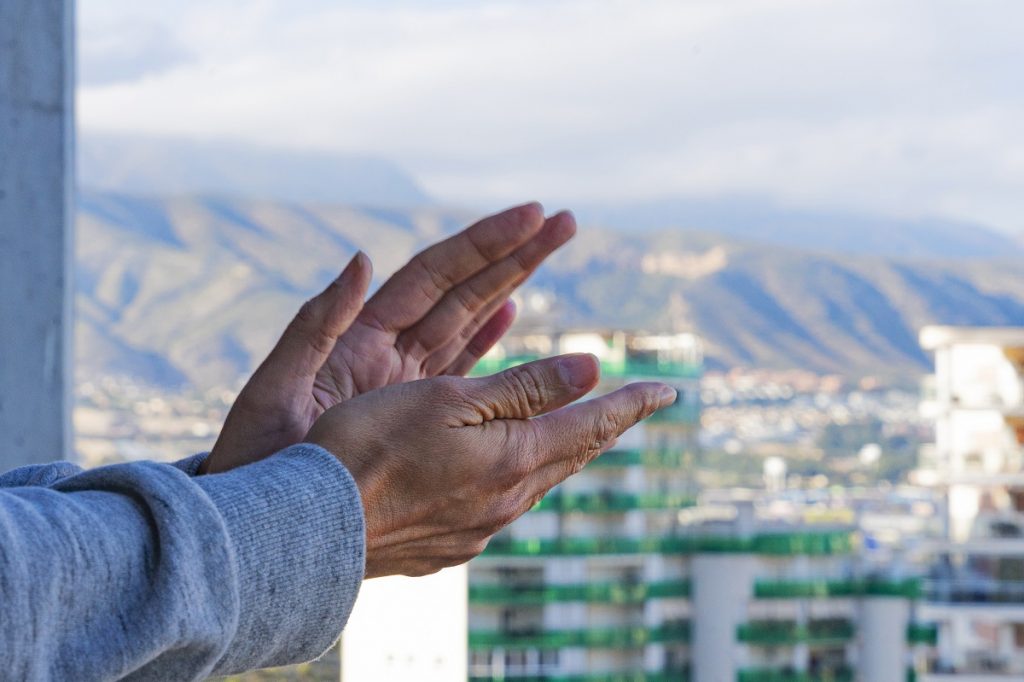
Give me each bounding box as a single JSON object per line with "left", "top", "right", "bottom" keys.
{"left": 78, "top": 0, "right": 1024, "bottom": 233}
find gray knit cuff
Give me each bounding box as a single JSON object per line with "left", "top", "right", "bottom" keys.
{"left": 196, "top": 444, "right": 365, "bottom": 674}
{"left": 172, "top": 452, "right": 208, "bottom": 477}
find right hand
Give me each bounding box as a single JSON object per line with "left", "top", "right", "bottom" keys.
{"left": 305, "top": 353, "right": 677, "bottom": 578}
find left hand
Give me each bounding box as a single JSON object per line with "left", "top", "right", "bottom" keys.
{"left": 202, "top": 203, "right": 576, "bottom": 473}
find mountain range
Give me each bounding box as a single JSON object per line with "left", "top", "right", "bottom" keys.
{"left": 75, "top": 189, "right": 1024, "bottom": 390}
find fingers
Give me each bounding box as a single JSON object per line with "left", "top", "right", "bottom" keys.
{"left": 522, "top": 382, "right": 677, "bottom": 490}
{"left": 400, "top": 211, "right": 576, "bottom": 365}
{"left": 463, "top": 353, "right": 601, "bottom": 422}
{"left": 259, "top": 252, "right": 373, "bottom": 381}
{"left": 358, "top": 202, "right": 545, "bottom": 334}
{"left": 441, "top": 299, "right": 517, "bottom": 377}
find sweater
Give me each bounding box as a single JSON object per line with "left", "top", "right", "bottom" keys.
{"left": 0, "top": 444, "right": 365, "bottom": 681}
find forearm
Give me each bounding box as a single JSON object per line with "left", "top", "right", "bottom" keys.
{"left": 0, "top": 444, "right": 364, "bottom": 680}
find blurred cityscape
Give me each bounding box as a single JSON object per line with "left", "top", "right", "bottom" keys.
{"left": 73, "top": 317, "right": 1024, "bottom": 680}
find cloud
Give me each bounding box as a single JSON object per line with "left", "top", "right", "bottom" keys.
{"left": 78, "top": 0, "right": 1024, "bottom": 232}
{"left": 78, "top": 6, "right": 194, "bottom": 86}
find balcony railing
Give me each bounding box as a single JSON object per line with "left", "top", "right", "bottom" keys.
{"left": 924, "top": 578, "right": 1024, "bottom": 604}
{"left": 481, "top": 531, "right": 855, "bottom": 558}
{"left": 472, "top": 355, "right": 702, "bottom": 380}
{"left": 587, "top": 449, "right": 690, "bottom": 468}
{"left": 468, "top": 620, "right": 691, "bottom": 650}
{"left": 533, "top": 491, "right": 698, "bottom": 514}
{"left": 469, "top": 668, "right": 691, "bottom": 682}
{"left": 754, "top": 577, "right": 921, "bottom": 599}
{"left": 906, "top": 622, "right": 939, "bottom": 645}
{"left": 736, "top": 618, "right": 856, "bottom": 646}
{"left": 469, "top": 579, "right": 690, "bottom": 605}
{"left": 737, "top": 667, "right": 854, "bottom": 682}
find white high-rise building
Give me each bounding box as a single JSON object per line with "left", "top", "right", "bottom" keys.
{"left": 467, "top": 330, "right": 703, "bottom": 681}
{"left": 913, "top": 326, "right": 1024, "bottom": 679}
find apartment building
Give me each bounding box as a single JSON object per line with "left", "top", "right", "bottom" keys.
{"left": 914, "top": 326, "right": 1024, "bottom": 679}
{"left": 466, "top": 330, "right": 934, "bottom": 682}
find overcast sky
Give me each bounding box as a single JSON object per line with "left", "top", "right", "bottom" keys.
{"left": 79, "top": 0, "right": 1024, "bottom": 232}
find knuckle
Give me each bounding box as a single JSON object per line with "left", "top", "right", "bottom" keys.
{"left": 635, "top": 387, "right": 661, "bottom": 421}
{"left": 505, "top": 365, "right": 547, "bottom": 414}
{"left": 293, "top": 299, "right": 337, "bottom": 356}
{"left": 469, "top": 537, "right": 491, "bottom": 558}
{"left": 412, "top": 253, "right": 455, "bottom": 293}
{"left": 511, "top": 247, "right": 533, "bottom": 274}
{"left": 462, "top": 227, "right": 493, "bottom": 262}
{"left": 295, "top": 298, "right": 319, "bottom": 326}
{"left": 489, "top": 500, "right": 520, "bottom": 532}
{"left": 451, "top": 282, "right": 486, "bottom": 313}
{"left": 498, "top": 449, "right": 532, "bottom": 487}
{"left": 595, "top": 409, "right": 622, "bottom": 443}
{"left": 431, "top": 375, "right": 466, "bottom": 402}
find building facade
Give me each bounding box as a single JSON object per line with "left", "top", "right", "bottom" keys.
{"left": 466, "top": 330, "right": 934, "bottom": 682}
{"left": 468, "top": 330, "right": 702, "bottom": 680}
{"left": 915, "top": 326, "right": 1024, "bottom": 679}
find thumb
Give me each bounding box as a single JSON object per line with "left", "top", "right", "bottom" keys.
{"left": 467, "top": 353, "right": 600, "bottom": 420}
{"left": 260, "top": 251, "right": 373, "bottom": 381}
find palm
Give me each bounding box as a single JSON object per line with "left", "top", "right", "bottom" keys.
{"left": 205, "top": 204, "right": 576, "bottom": 474}
{"left": 312, "top": 326, "right": 424, "bottom": 411}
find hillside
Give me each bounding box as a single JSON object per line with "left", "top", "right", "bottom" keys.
{"left": 76, "top": 191, "right": 1024, "bottom": 389}
{"left": 575, "top": 197, "right": 1023, "bottom": 260}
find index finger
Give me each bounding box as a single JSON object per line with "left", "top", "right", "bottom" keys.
{"left": 359, "top": 202, "right": 545, "bottom": 333}
{"left": 524, "top": 382, "right": 677, "bottom": 481}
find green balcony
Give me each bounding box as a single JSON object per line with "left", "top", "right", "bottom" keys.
{"left": 587, "top": 449, "right": 691, "bottom": 469}
{"left": 737, "top": 618, "right": 856, "bottom": 646}
{"left": 468, "top": 621, "right": 691, "bottom": 650}
{"left": 472, "top": 355, "right": 702, "bottom": 381}
{"left": 481, "top": 531, "right": 855, "bottom": 558}
{"left": 737, "top": 667, "right": 854, "bottom": 682}
{"left": 906, "top": 622, "right": 939, "bottom": 645}
{"left": 863, "top": 578, "right": 922, "bottom": 598}
{"left": 469, "top": 669, "right": 690, "bottom": 682}
{"left": 754, "top": 577, "right": 921, "bottom": 600}
{"left": 533, "top": 491, "right": 697, "bottom": 514}
{"left": 469, "top": 579, "right": 691, "bottom": 605}
{"left": 754, "top": 579, "right": 861, "bottom": 599}
{"left": 749, "top": 532, "right": 855, "bottom": 556}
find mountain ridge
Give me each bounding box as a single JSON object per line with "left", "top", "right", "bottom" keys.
{"left": 75, "top": 191, "right": 1024, "bottom": 389}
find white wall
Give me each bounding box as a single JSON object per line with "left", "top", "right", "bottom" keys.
{"left": 341, "top": 566, "right": 468, "bottom": 682}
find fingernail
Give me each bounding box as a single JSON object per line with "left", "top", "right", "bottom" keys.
{"left": 337, "top": 251, "right": 366, "bottom": 283}
{"left": 520, "top": 201, "right": 544, "bottom": 217}
{"left": 557, "top": 353, "right": 598, "bottom": 389}
{"left": 657, "top": 385, "right": 678, "bottom": 407}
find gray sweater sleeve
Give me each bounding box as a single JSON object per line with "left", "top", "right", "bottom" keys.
{"left": 0, "top": 444, "right": 365, "bottom": 681}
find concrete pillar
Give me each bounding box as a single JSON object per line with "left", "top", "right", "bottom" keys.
{"left": 692, "top": 554, "right": 757, "bottom": 682}
{"left": 0, "top": 0, "right": 75, "bottom": 468}
{"left": 858, "top": 597, "right": 909, "bottom": 682}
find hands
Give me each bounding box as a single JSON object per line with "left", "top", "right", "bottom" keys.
{"left": 306, "top": 354, "right": 677, "bottom": 578}
{"left": 203, "top": 202, "right": 677, "bottom": 579}
{"left": 203, "top": 203, "right": 576, "bottom": 474}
